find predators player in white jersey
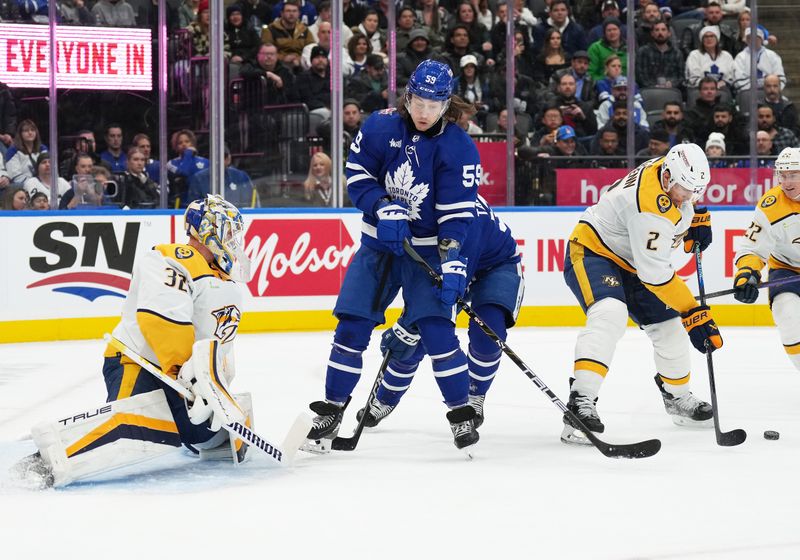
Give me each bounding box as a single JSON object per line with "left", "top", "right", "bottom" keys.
{"left": 733, "top": 148, "right": 800, "bottom": 371}
{"left": 561, "top": 143, "right": 723, "bottom": 445}
{"left": 17, "top": 195, "right": 251, "bottom": 487}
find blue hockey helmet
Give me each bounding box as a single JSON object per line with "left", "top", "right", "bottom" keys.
{"left": 407, "top": 59, "right": 454, "bottom": 102}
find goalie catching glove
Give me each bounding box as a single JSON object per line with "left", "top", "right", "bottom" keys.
{"left": 178, "top": 339, "right": 245, "bottom": 432}
{"left": 681, "top": 305, "right": 723, "bottom": 354}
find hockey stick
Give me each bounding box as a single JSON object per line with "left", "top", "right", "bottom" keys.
{"left": 697, "top": 273, "right": 800, "bottom": 301}
{"left": 330, "top": 352, "right": 392, "bottom": 451}
{"left": 104, "top": 334, "right": 312, "bottom": 465}
{"left": 403, "top": 240, "right": 661, "bottom": 459}
{"left": 693, "top": 246, "right": 747, "bottom": 447}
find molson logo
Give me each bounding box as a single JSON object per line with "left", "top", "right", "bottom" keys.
{"left": 244, "top": 219, "right": 357, "bottom": 297}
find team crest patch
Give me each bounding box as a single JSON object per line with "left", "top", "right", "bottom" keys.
{"left": 601, "top": 275, "right": 620, "bottom": 287}
{"left": 656, "top": 194, "right": 672, "bottom": 213}
{"left": 175, "top": 247, "right": 194, "bottom": 259}
{"left": 212, "top": 305, "right": 241, "bottom": 343}
{"left": 761, "top": 195, "right": 777, "bottom": 208}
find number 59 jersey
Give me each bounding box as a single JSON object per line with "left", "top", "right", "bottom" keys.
{"left": 110, "top": 243, "right": 244, "bottom": 378}
{"left": 569, "top": 157, "right": 698, "bottom": 314}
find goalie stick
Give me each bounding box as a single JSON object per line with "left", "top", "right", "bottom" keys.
{"left": 697, "top": 273, "right": 800, "bottom": 301}
{"left": 403, "top": 240, "right": 661, "bottom": 459}
{"left": 693, "top": 247, "right": 747, "bottom": 447}
{"left": 104, "top": 334, "right": 311, "bottom": 466}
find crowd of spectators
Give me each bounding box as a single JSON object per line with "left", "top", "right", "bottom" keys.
{"left": 0, "top": 0, "right": 795, "bottom": 209}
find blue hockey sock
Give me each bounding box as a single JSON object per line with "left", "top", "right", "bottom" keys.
{"left": 376, "top": 359, "right": 419, "bottom": 406}
{"left": 325, "top": 316, "right": 373, "bottom": 404}
{"left": 431, "top": 350, "right": 469, "bottom": 408}
{"left": 468, "top": 305, "right": 506, "bottom": 395}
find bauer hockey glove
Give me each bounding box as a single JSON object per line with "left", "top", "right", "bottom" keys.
{"left": 375, "top": 199, "right": 411, "bottom": 256}
{"left": 380, "top": 321, "right": 421, "bottom": 361}
{"left": 733, "top": 267, "right": 761, "bottom": 304}
{"left": 683, "top": 207, "right": 712, "bottom": 253}
{"left": 437, "top": 254, "right": 468, "bottom": 306}
{"left": 681, "top": 305, "right": 723, "bottom": 354}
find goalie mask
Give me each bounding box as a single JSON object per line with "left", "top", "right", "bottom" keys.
{"left": 185, "top": 195, "right": 250, "bottom": 281}
{"left": 775, "top": 147, "right": 800, "bottom": 200}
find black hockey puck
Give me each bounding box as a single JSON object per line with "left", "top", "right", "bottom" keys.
{"left": 764, "top": 430, "right": 780, "bottom": 440}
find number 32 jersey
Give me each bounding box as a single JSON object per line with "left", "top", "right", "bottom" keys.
{"left": 569, "top": 157, "right": 698, "bottom": 314}
{"left": 110, "top": 243, "right": 244, "bottom": 377}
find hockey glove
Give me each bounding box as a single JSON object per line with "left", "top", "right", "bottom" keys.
{"left": 681, "top": 305, "right": 723, "bottom": 354}
{"left": 380, "top": 321, "right": 421, "bottom": 362}
{"left": 375, "top": 199, "right": 411, "bottom": 256}
{"left": 733, "top": 267, "right": 761, "bottom": 304}
{"left": 437, "top": 254, "right": 468, "bottom": 306}
{"left": 683, "top": 207, "right": 712, "bottom": 253}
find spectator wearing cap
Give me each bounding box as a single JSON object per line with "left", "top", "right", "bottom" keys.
{"left": 547, "top": 72, "right": 597, "bottom": 137}
{"left": 685, "top": 25, "right": 735, "bottom": 90}
{"left": 262, "top": 0, "right": 315, "bottom": 69}
{"left": 636, "top": 20, "right": 685, "bottom": 90}
{"left": 23, "top": 153, "right": 70, "bottom": 204}
{"left": 319, "top": 98, "right": 363, "bottom": 140}
{"left": 92, "top": 0, "right": 137, "bottom": 27}
{"left": 636, "top": 129, "right": 671, "bottom": 159}
{"left": 760, "top": 74, "right": 799, "bottom": 138}
{"left": 650, "top": 101, "right": 694, "bottom": 147}
{"left": 659, "top": 7, "right": 673, "bottom": 24}
{"left": 226, "top": 4, "right": 261, "bottom": 72}
{"left": 682, "top": 1, "right": 737, "bottom": 57}
{"left": 595, "top": 76, "right": 649, "bottom": 130}
{"left": 186, "top": 1, "right": 232, "bottom": 58}
{"left": 546, "top": 125, "right": 587, "bottom": 163}
{"left": 704, "top": 132, "right": 729, "bottom": 168}
{"left": 296, "top": 46, "right": 331, "bottom": 115}
{"left": 346, "top": 54, "right": 388, "bottom": 112}
{"left": 587, "top": 1, "right": 628, "bottom": 46}
{"left": 531, "top": 1, "right": 586, "bottom": 58}
{"left": 551, "top": 50, "right": 596, "bottom": 106}
{"left": 733, "top": 27, "right": 786, "bottom": 91}
{"left": 634, "top": 2, "right": 663, "bottom": 48}
{"left": 454, "top": 54, "right": 491, "bottom": 123}
{"left": 397, "top": 28, "right": 435, "bottom": 88}
{"left": 29, "top": 191, "right": 48, "bottom": 210}
{"left": 271, "top": 0, "right": 317, "bottom": 27}
{"left": 733, "top": 9, "right": 776, "bottom": 56}
{"left": 587, "top": 17, "right": 627, "bottom": 81}
{"left": 241, "top": 43, "right": 297, "bottom": 105}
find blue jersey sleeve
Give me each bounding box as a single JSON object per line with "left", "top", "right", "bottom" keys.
{"left": 345, "top": 113, "right": 392, "bottom": 217}
{"left": 434, "top": 126, "right": 480, "bottom": 245}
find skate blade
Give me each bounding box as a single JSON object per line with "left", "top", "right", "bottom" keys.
{"left": 671, "top": 416, "right": 714, "bottom": 429}
{"left": 300, "top": 438, "right": 334, "bottom": 454}
{"left": 458, "top": 441, "right": 478, "bottom": 460}
{"left": 560, "top": 424, "right": 594, "bottom": 446}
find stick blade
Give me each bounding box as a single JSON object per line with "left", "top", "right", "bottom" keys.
{"left": 717, "top": 428, "right": 747, "bottom": 447}
{"left": 330, "top": 435, "right": 358, "bottom": 451}
{"left": 280, "top": 413, "right": 314, "bottom": 465}
{"left": 595, "top": 437, "right": 662, "bottom": 459}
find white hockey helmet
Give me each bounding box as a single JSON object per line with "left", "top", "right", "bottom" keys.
{"left": 662, "top": 143, "right": 711, "bottom": 202}
{"left": 185, "top": 194, "right": 251, "bottom": 281}
{"left": 775, "top": 147, "right": 800, "bottom": 199}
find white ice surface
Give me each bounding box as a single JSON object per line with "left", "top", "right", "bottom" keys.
{"left": 1, "top": 327, "right": 799, "bottom": 560}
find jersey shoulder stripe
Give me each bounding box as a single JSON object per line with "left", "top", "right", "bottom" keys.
{"left": 154, "top": 244, "right": 221, "bottom": 280}
{"left": 757, "top": 186, "right": 800, "bottom": 225}
{"left": 636, "top": 158, "right": 681, "bottom": 226}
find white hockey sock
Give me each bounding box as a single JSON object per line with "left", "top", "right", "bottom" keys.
{"left": 572, "top": 298, "right": 628, "bottom": 399}
{"left": 643, "top": 318, "right": 692, "bottom": 396}
{"left": 772, "top": 293, "right": 800, "bottom": 373}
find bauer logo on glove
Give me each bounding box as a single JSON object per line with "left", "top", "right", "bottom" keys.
{"left": 683, "top": 207, "right": 712, "bottom": 253}
{"left": 681, "top": 305, "right": 723, "bottom": 353}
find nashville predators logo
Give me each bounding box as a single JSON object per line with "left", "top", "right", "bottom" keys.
{"left": 656, "top": 194, "right": 672, "bottom": 213}
{"left": 761, "top": 195, "right": 777, "bottom": 208}
{"left": 601, "top": 275, "right": 620, "bottom": 287}
{"left": 175, "top": 247, "right": 194, "bottom": 259}
{"left": 211, "top": 305, "right": 241, "bottom": 343}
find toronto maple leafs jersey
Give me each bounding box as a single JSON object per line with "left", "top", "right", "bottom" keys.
{"left": 109, "top": 243, "right": 243, "bottom": 378}
{"left": 735, "top": 186, "right": 800, "bottom": 275}
{"left": 462, "top": 195, "right": 520, "bottom": 278}
{"left": 346, "top": 110, "right": 481, "bottom": 257}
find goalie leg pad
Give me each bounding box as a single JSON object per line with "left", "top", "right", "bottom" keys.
{"left": 771, "top": 293, "right": 800, "bottom": 371}
{"left": 30, "top": 389, "right": 180, "bottom": 487}
{"left": 573, "top": 297, "right": 628, "bottom": 399}
{"left": 642, "top": 318, "right": 692, "bottom": 396}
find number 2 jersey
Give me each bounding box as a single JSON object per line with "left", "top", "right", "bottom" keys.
{"left": 109, "top": 243, "right": 243, "bottom": 378}
{"left": 569, "top": 157, "right": 698, "bottom": 314}
{"left": 345, "top": 109, "right": 481, "bottom": 258}
{"left": 735, "top": 186, "right": 800, "bottom": 275}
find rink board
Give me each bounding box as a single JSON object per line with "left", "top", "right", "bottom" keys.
{"left": 0, "top": 207, "right": 773, "bottom": 342}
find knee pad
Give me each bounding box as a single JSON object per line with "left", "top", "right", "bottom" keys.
{"left": 642, "top": 318, "right": 692, "bottom": 394}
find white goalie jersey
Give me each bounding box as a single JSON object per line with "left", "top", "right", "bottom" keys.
{"left": 110, "top": 243, "right": 244, "bottom": 378}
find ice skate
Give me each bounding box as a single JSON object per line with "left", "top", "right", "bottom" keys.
{"left": 302, "top": 400, "right": 345, "bottom": 454}
{"left": 655, "top": 375, "right": 713, "bottom": 428}
{"left": 561, "top": 379, "right": 605, "bottom": 446}
{"left": 447, "top": 405, "right": 479, "bottom": 458}
{"left": 356, "top": 398, "right": 396, "bottom": 428}
{"left": 469, "top": 393, "right": 486, "bottom": 429}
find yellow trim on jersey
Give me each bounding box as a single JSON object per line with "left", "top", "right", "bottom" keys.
{"left": 570, "top": 222, "right": 636, "bottom": 274}
{"left": 768, "top": 256, "right": 800, "bottom": 274}
{"left": 658, "top": 373, "right": 690, "bottom": 386}
{"left": 66, "top": 413, "right": 179, "bottom": 458}
{"left": 784, "top": 342, "right": 800, "bottom": 355}
{"left": 735, "top": 254, "right": 766, "bottom": 274}
{"left": 637, "top": 159, "right": 682, "bottom": 225}
{"left": 568, "top": 242, "right": 595, "bottom": 307}
{"left": 641, "top": 273, "right": 698, "bottom": 315}
{"left": 574, "top": 359, "right": 608, "bottom": 377}
{"left": 117, "top": 357, "right": 142, "bottom": 400}
{"left": 757, "top": 186, "right": 800, "bottom": 225}
{"left": 154, "top": 243, "right": 224, "bottom": 281}
{"left": 137, "top": 310, "right": 195, "bottom": 378}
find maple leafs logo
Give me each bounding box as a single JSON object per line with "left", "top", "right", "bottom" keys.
{"left": 384, "top": 161, "right": 429, "bottom": 221}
